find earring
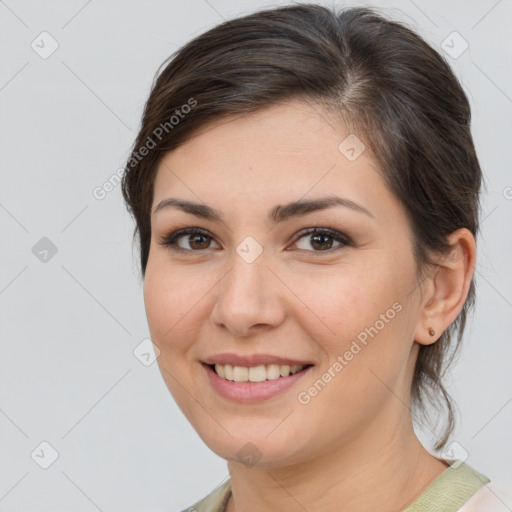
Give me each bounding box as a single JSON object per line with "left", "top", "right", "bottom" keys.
{"left": 428, "top": 327, "right": 435, "bottom": 337}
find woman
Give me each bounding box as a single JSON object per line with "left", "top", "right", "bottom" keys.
{"left": 121, "top": 3, "right": 508, "bottom": 511}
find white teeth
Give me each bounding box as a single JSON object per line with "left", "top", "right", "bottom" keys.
{"left": 215, "top": 364, "right": 225, "bottom": 378}
{"left": 266, "top": 364, "right": 281, "bottom": 380}
{"left": 248, "top": 365, "right": 267, "bottom": 382}
{"left": 213, "top": 363, "right": 307, "bottom": 382}
{"left": 233, "top": 366, "right": 249, "bottom": 382}
{"left": 224, "top": 364, "right": 234, "bottom": 381}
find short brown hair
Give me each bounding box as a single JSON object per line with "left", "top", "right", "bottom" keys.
{"left": 121, "top": 3, "right": 482, "bottom": 450}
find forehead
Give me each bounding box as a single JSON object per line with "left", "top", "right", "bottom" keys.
{"left": 159, "top": 100, "right": 348, "bottom": 171}
{"left": 152, "top": 100, "right": 399, "bottom": 225}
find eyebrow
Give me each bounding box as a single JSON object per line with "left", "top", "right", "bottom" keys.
{"left": 152, "top": 196, "right": 373, "bottom": 223}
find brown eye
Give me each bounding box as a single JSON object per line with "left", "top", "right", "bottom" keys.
{"left": 159, "top": 228, "right": 220, "bottom": 252}
{"left": 186, "top": 233, "right": 211, "bottom": 250}
{"left": 159, "top": 226, "right": 352, "bottom": 255}
{"left": 293, "top": 228, "right": 352, "bottom": 253}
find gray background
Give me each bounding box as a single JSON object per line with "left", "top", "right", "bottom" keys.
{"left": 1, "top": 0, "right": 511, "bottom": 510}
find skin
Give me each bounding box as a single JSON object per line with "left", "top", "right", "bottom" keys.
{"left": 143, "top": 99, "right": 476, "bottom": 511}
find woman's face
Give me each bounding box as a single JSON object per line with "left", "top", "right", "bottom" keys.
{"left": 144, "top": 100, "right": 425, "bottom": 467}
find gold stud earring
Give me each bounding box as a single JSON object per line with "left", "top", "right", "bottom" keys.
{"left": 428, "top": 327, "right": 435, "bottom": 337}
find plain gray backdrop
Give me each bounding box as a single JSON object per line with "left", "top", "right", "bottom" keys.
{"left": 1, "top": 0, "right": 511, "bottom": 511}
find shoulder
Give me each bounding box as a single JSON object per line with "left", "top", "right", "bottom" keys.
{"left": 178, "top": 479, "right": 232, "bottom": 512}
{"left": 458, "top": 482, "right": 512, "bottom": 512}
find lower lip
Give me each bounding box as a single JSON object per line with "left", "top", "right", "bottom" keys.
{"left": 203, "top": 363, "right": 313, "bottom": 403}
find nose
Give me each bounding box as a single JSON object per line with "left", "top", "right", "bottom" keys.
{"left": 210, "top": 251, "right": 286, "bottom": 337}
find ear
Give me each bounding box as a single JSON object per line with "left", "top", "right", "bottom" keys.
{"left": 414, "top": 228, "right": 476, "bottom": 345}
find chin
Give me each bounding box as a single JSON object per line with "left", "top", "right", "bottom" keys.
{"left": 199, "top": 428, "right": 308, "bottom": 468}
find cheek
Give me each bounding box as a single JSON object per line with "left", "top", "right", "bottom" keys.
{"left": 143, "top": 261, "right": 203, "bottom": 352}
{"left": 143, "top": 261, "right": 207, "bottom": 417}
{"left": 285, "top": 260, "right": 402, "bottom": 345}
{"left": 288, "top": 261, "right": 413, "bottom": 397}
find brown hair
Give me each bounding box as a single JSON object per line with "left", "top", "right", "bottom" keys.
{"left": 121, "top": 3, "right": 482, "bottom": 450}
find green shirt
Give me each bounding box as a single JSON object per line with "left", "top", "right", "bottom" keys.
{"left": 180, "top": 460, "right": 490, "bottom": 512}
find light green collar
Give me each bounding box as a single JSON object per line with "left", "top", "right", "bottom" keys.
{"left": 404, "top": 460, "right": 490, "bottom": 511}
{"left": 186, "top": 460, "right": 490, "bottom": 512}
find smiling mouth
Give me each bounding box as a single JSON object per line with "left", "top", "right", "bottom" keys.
{"left": 208, "top": 363, "right": 314, "bottom": 383}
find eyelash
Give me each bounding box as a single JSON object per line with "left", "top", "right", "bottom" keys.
{"left": 158, "top": 226, "right": 353, "bottom": 255}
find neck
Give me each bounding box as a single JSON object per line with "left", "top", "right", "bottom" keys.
{"left": 226, "top": 411, "right": 448, "bottom": 512}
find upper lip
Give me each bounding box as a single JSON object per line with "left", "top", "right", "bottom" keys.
{"left": 202, "top": 353, "right": 314, "bottom": 367}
